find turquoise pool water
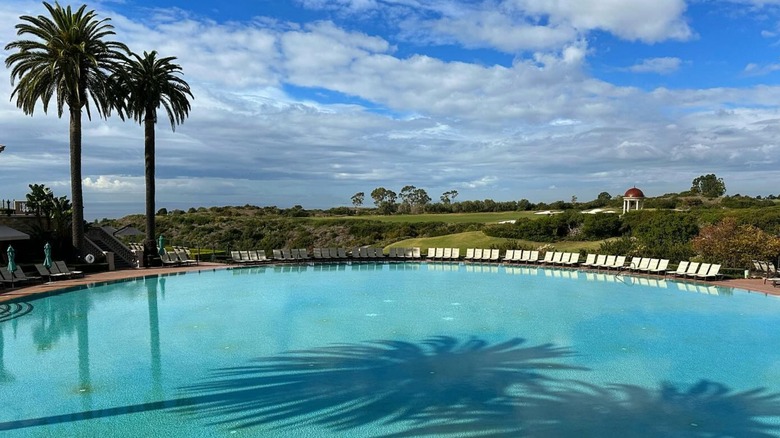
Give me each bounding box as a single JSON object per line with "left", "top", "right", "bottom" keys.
{"left": 1, "top": 263, "right": 780, "bottom": 437}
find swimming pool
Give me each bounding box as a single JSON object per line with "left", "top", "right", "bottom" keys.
{"left": 1, "top": 263, "right": 779, "bottom": 437}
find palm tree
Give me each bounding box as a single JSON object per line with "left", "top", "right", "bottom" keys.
{"left": 5, "top": 2, "right": 128, "bottom": 255}
{"left": 114, "top": 51, "right": 192, "bottom": 261}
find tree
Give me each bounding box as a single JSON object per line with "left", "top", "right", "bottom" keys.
{"left": 441, "top": 190, "right": 459, "bottom": 204}
{"left": 692, "top": 217, "right": 780, "bottom": 269}
{"left": 25, "top": 184, "right": 72, "bottom": 254}
{"left": 691, "top": 174, "right": 726, "bottom": 198}
{"left": 113, "top": 50, "right": 192, "bottom": 261}
{"left": 351, "top": 192, "right": 364, "bottom": 212}
{"left": 5, "top": 2, "right": 129, "bottom": 255}
{"left": 370, "top": 187, "right": 397, "bottom": 215}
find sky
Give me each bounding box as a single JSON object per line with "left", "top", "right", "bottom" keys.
{"left": 2, "top": 0, "right": 780, "bottom": 220}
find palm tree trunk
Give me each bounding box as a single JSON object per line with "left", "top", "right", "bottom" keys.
{"left": 144, "top": 114, "right": 156, "bottom": 256}
{"left": 70, "top": 107, "right": 85, "bottom": 255}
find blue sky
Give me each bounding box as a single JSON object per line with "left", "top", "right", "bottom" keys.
{"left": 2, "top": 0, "right": 780, "bottom": 219}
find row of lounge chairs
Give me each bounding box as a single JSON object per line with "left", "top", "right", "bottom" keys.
{"left": 33, "top": 261, "right": 84, "bottom": 282}
{"left": 752, "top": 260, "right": 780, "bottom": 286}
{"left": 225, "top": 246, "right": 725, "bottom": 281}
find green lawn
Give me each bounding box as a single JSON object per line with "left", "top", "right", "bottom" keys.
{"left": 386, "top": 231, "right": 605, "bottom": 253}
{"left": 311, "top": 211, "right": 538, "bottom": 224}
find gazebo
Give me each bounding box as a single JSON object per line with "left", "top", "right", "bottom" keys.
{"left": 622, "top": 187, "right": 645, "bottom": 214}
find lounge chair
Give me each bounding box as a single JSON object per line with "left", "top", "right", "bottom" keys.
{"left": 53, "top": 261, "right": 84, "bottom": 278}
{"left": 540, "top": 251, "right": 555, "bottom": 265}
{"left": 670, "top": 261, "right": 689, "bottom": 277}
{"left": 412, "top": 248, "right": 421, "bottom": 259}
{"left": 598, "top": 255, "right": 616, "bottom": 270}
{"left": 272, "top": 249, "right": 284, "bottom": 261}
{"left": 687, "top": 263, "right": 710, "bottom": 279}
{"left": 511, "top": 250, "right": 524, "bottom": 263}
{"left": 630, "top": 257, "right": 649, "bottom": 272}
{"left": 526, "top": 251, "right": 539, "bottom": 264}
{"left": 694, "top": 264, "right": 722, "bottom": 280}
{"left": 565, "top": 253, "right": 581, "bottom": 267}
{"left": 589, "top": 254, "right": 605, "bottom": 269}
{"left": 464, "top": 248, "right": 475, "bottom": 261}
{"left": 502, "top": 250, "right": 514, "bottom": 262}
{"left": 626, "top": 257, "right": 642, "bottom": 271}
{"left": 580, "top": 254, "right": 597, "bottom": 268}
{"left": 607, "top": 255, "right": 625, "bottom": 270}
{"left": 473, "top": 248, "right": 483, "bottom": 261}
{"left": 443, "top": 248, "right": 453, "bottom": 260}
{"left": 426, "top": 248, "right": 436, "bottom": 259}
{"left": 35, "top": 264, "right": 69, "bottom": 281}
{"left": 297, "top": 249, "right": 310, "bottom": 260}
{"left": 649, "top": 259, "right": 669, "bottom": 275}
{"left": 451, "top": 248, "right": 460, "bottom": 260}
{"left": 175, "top": 248, "right": 197, "bottom": 265}
{"left": 388, "top": 248, "right": 398, "bottom": 258}
{"left": 681, "top": 262, "right": 700, "bottom": 278}
{"left": 641, "top": 259, "right": 659, "bottom": 274}
{"left": 488, "top": 249, "right": 500, "bottom": 262}
{"left": 313, "top": 248, "right": 325, "bottom": 260}
{"left": 433, "top": 248, "right": 444, "bottom": 260}
{"left": 0, "top": 268, "right": 16, "bottom": 286}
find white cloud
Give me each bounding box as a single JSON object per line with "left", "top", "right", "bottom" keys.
{"left": 627, "top": 57, "right": 683, "bottom": 74}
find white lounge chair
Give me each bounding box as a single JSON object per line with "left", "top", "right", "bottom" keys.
{"left": 464, "top": 248, "right": 474, "bottom": 261}
{"left": 670, "top": 261, "right": 689, "bottom": 277}
{"left": 502, "top": 250, "right": 514, "bottom": 262}
{"left": 452, "top": 248, "right": 460, "bottom": 260}
{"left": 580, "top": 253, "right": 597, "bottom": 268}
{"left": 694, "top": 263, "right": 722, "bottom": 280}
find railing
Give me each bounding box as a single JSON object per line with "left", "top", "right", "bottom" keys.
{"left": 0, "top": 200, "right": 33, "bottom": 215}
{"left": 85, "top": 227, "right": 138, "bottom": 267}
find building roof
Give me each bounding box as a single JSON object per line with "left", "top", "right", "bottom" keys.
{"left": 624, "top": 187, "right": 645, "bottom": 198}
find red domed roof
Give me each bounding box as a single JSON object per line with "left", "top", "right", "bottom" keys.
{"left": 624, "top": 187, "right": 645, "bottom": 198}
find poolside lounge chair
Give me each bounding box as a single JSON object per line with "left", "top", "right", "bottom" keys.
{"left": 624, "top": 257, "right": 640, "bottom": 271}
{"left": 174, "top": 248, "right": 197, "bottom": 265}
{"left": 451, "top": 248, "right": 460, "bottom": 260}
{"left": 649, "top": 259, "right": 670, "bottom": 275}
{"left": 681, "top": 262, "right": 700, "bottom": 278}
{"left": 580, "top": 254, "right": 597, "bottom": 268}
{"left": 487, "top": 249, "right": 499, "bottom": 262}
{"left": 590, "top": 254, "right": 606, "bottom": 269}
{"left": 631, "top": 258, "right": 650, "bottom": 273}
{"left": 443, "top": 248, "right": 453, "bottom": 260}
{"left": 296, "top": 249, "right": 310, "bottom": 260}
{"left": 464, "top": 248, "right": 475, "bottom": 261}
{"left": 670, "top": 261, "right": 689, "bottom": 277}
{"left": 527, "top": 251, "right": 540, "bottom": 264}
{"left": 473, "top": 248, "right": 483, "bottom": 261}
{"left": 0, "top": 268, "right": 17, "bottom": 286}
{"left": 388, "top": 248, "right": 399, "bottom": 258}
{"left": 598, "top": 255, "right": 616, "bottom": 270}
{"left": 412, "top": 248, "right": 421, "bottom": 259}
{"left": 272, "top": 249, "right": 285, "bottom": 261}
{"left": 564, "top": 253, "right": 581, "bottom": 267}
{"left": 641, "top": 259, "right": 659, "bottom": 274}
{"left": 426, "top": 248, "right": 436, "bottom": 259}
{"left": 35, "top": 264, "right": 69, "bottom": 281}
{"left": 694, "top": 264, "right": 722, "bottom": 280}
{"left": 502, "top": 250, "right": 514, "bottom": 262}
{"left": 606, "top": 255, "right": 625, "bottom": 270}
{"left": 687, "top": 263, "right": 710, "bottom": 279}
{"left": 313, "top": 248, "right": 325, "bottom": 260}
{"left": 511, "top": 250, "right": 524, "bottom": 263}
{"left": 540, "top": 251, "right": 555, "bottom": 265}
{"left": 9, "top": 268, "right": 41, "bottom": 284}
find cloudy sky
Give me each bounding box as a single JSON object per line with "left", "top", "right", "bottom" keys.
{"left": 2, "top": 0, "right": 780, "bottom": 219}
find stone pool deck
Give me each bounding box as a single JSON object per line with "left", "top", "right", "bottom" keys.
{"left": 0, "top": 263, "right": 778, "bottom": 304}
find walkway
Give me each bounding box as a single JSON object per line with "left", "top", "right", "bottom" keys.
{"left": 0, "top": 263, "right": 777, "bottom": 304}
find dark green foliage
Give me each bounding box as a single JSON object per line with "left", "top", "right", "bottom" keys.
{"left": 620, "top": 210, "right": 698, "bottom": 259}
{"left": 720, "top": 195, "right": 775, "bottom": 209}
{"left": 690, "top": 174, "right": 726, "bottom": 198}
{"left": 581, "top": 213, "right": 621, "bottom": 239}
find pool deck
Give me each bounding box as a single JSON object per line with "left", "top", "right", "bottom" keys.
{"left": 1, "top": 262, "right": 778, "bottom": 303}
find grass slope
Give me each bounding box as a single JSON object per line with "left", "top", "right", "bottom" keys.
{"left": 386, "top": 231, "right": 605, "bottom": 252}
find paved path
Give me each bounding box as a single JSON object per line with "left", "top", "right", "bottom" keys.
{"left": 0, "top": 263, "right": 777, "bottom": 304}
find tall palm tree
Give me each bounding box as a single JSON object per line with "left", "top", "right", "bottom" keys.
{"left": 114, "top": 51, "right": 192, "bottom": 260}
{"left": 5, "top": 2, "right": 128, "bottom": 255}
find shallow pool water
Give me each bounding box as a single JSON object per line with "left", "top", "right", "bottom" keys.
{"left": 1, "top": 263, "right": 780, "bottom": 437}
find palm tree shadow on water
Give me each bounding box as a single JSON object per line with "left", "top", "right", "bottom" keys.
{"left": 2, "top": 336, "right": 780, "bottom": 437}
{"left": 175, "top": 336, "right": 583, "bottom": 432}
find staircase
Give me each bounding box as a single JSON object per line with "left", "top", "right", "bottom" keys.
{"left": 85, "top": 227, "right": 138, "bottom": 269}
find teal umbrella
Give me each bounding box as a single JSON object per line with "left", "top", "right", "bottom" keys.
{"left": 6, "top": 245, "right": 16, "bottom": 274}
{"left": 43, "top": 242, "right": 53, "bottom": 269}
{"left": 157, "top": 235, "right": 165, "bottom": 256}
